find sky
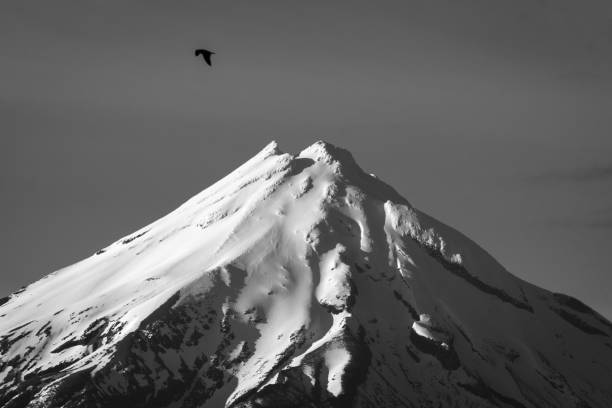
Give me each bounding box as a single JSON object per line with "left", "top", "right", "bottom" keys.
{"left": 1, "top": 0, "right": 611, "bottom": 319}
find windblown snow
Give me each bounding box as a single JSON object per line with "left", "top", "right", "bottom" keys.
{"left": 1, "top": 141, "right": 611, "bottom": 408}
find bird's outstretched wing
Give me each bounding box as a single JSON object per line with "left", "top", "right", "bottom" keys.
{"left": 203, "top": 51, "right": 214, "bottom": 66}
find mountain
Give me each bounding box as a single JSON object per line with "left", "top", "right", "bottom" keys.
{"left": 1, "top": 141, "right": 611, "bottom": 408}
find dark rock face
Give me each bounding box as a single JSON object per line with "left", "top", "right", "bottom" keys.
{"left": 409, "top": 328, "right": 460, "bottom": 371}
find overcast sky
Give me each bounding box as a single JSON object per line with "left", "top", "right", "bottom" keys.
{"left": 2, "top": 0, "right": 612, "bottom": 319}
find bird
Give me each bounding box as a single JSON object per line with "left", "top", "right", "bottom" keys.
{"left": 194, "top": 49, "right": 215, "bottom": 66}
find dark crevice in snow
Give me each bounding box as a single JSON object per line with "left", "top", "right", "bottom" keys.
{"left": 553, "top": 293, "right": 612, "bottom": 333}
{"left": 552, "top": 307, "right": 608, "bottom": 336}
{"left": 51, "top": 317, "right": 109, "bottom": 353}
{"left": 452, "top": 322, "right": 489, "bottom": 362}
{"left": 405, "top": 345, "right": 420, "bottom": 362}
{"left": 7, "top": 320, "right": 34, "bottom": 334}
{"left": 457, "top": 376, "right": 527, "bottom": 408}
{"left": 25, "top": 359, "right": 78, "bottom": 380}
{"left": 553, "top": 293, "right": 593, "bottom": 314}
{"left": 121, "top": 229, "right": 149, "bottom": 245}
{"left": 421, "top": 244, "right": 534, "bottom": 313}
{"left": 35, "top": 321, "right": 51, "bottom": 336}
{"left": 536, "top": 369, "right": 565, "bottom": 393}
{"left": 392, "top": 290, "right": 419, "bottom": 321}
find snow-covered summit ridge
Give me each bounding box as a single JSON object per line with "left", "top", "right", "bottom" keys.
{"left": 299, "top": 140, "right": 359, "bottom": 168}
{"left": 1, "top": 140, "right": 611, "bottom": 408}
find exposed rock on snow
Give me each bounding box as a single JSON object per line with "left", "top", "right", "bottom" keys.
{"left": 1, "top": 140, "right": 612, "bottom": 408}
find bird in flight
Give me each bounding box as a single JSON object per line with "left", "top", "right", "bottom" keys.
{"left": 194, "top": 49, "right": 215, "bottom": 66}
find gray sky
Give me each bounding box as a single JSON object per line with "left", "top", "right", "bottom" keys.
{"left": 2, "top": 0, "right": 612, "bottom": 319}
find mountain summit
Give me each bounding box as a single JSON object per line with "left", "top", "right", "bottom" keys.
{"left": 1, "top": 141, "right": 611, "bottom": 408}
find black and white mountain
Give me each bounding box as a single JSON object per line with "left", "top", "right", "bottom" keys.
{"left": 1, "top": 141, "right": 611, "bottom": 408}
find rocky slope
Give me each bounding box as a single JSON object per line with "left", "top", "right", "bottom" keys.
{"left": 1, "top": 141, "right": 611, "bottom": 408}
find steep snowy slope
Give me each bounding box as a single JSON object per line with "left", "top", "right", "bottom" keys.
{"left": 1, "top": 141, "right": 611, "bottom": 408}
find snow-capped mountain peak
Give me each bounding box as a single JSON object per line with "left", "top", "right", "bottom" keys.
{"left": 1, "top": 141, "right": 611, "bottom": 408}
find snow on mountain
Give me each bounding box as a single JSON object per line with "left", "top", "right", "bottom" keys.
{"left": 1, "top": 141, "right": 611, "bottom": 408}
